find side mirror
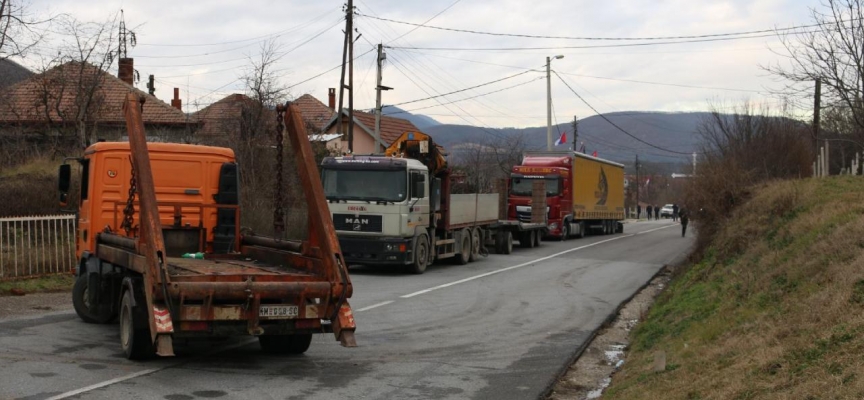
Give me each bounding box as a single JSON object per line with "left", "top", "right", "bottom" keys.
{"left": 58, "top": 164, "right": 71, "bottom": 207}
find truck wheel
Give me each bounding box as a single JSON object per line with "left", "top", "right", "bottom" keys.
{"left": 456, "top": 230, "right": 471, "bottom": 265}
{"left": 259, "top": 334, "right": 313, "bottom": 355}
{"left": 469, "top": 228, "right": 482, "bottom": 262}
{"left": 575, "top": 221, "right": 585, "bottom": 238}
{"left": 72, "top": 274, "right": 114, "bottom": 324}
{"left": 119, "top": 289, "right": 154, "bottom": 360}
{"left": 502, "top": 231, "right": 513, "bottom": 255}
{"left": 533, "top": 229, "right": 541, "bottom": 247}
{"left": 409, "top": 236, "right": 429, "bottom": 274}
{"left": 561, "top": 223, "right": 569, "bottom": 241}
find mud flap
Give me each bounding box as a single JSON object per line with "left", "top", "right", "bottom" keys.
{"left": 332, "top": 302, "right": 357, "bottom": 347}
{"left": 153, "top": 305, "right": 175, "bottom": 356}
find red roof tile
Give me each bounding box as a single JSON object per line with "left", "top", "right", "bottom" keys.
{"left": 351, "top": 109, "right": 423, "bottom": 146}
{"left": 292, "top": 94, "right": 334, "bottom": 132}
{"left": 0, "top": 61, "right": 193, "bottom": 125}
{"left": 192, "top": 94, "right": 276, "bottom": 137}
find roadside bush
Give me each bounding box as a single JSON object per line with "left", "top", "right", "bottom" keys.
{"left": 0, "top": 158, "right": 61, "bottom": 217}
{"left": 684, "top": 103, "right": 812, "bottom": 257}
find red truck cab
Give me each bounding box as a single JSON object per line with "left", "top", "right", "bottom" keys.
{"left": 508, "top": 156, "right": 572, "bottom": 237}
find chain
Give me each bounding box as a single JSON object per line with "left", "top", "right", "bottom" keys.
{"left": 121, "top": 156, "right": 137, "bottom": 236}
{"left": 273, "top": 105, "right": 286, "bottom": 236}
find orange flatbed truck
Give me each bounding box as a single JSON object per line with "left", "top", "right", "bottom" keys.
{"left": 58, "top": 94, "right": 355, "bottom": 359}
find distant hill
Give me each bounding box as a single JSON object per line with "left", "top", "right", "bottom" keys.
{"left": 381, "top": 105, "right": 441, "bottom": 129}
{"left": 424, "top": 111, "right": 710, "bottom": 164}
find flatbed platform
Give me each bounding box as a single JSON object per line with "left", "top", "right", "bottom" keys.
{"left": 166, "top": 257, "right": 314, "bottom": 277}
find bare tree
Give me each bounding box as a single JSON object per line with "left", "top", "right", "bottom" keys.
{"left": 27, "top": 15, "right": 119, "bottom": 148}
{"left": 768, "top": 0, "right": 864, "bottom": 137}
{"left": 240, "top": 39, "right": 288, "bottom": 140}
{"left": 0, "top": 0, "right": 53, "bottom": 60}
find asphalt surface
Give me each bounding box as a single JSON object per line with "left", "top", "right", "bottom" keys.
{"left": 0, "top": 219, "right": 693, "bottom": 400}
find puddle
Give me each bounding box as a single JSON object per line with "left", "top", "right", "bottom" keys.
{"left": 586, "top": 377, "right": 611, "bottom": 399}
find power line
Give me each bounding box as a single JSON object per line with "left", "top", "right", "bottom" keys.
{"left": 361, "top": 13, "right": 818, "bottom": 41}
{"left": 385, "top": 32, "right": 813, "bottom": 51}
{"left": 553, "top": 71, "right": 697, "bottom": 155}
{"left": 391, "top": 69, "right": 537, "bottom": 106}
{"left": 383, "top": 76, "right": 543, "bottom": 115}
{"left": 135, "top": 8, "right": 340, "bottom": 47}
{"left": 386, "top": 0, "right": 462, "bottom": 43}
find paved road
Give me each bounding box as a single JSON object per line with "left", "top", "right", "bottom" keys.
{"left": 0, "top": 220, "right": 692, "bottom": 400}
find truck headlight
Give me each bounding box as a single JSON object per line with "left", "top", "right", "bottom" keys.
{"left": 548, "top": 222, "right": 558, "bottom": 230}
{"left": 384, "top": 244, "right": 395, "bottom": 252}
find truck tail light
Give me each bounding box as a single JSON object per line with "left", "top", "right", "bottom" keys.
{"left": 399, "top": 244, "right": 406, "bottom": 252}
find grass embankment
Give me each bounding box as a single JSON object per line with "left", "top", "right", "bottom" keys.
{"left": 0, "top": 274, "right": 74, "bottom": 296}
{"left": 0, "top": 157, "right": 59, "bottom": 217}
{"left": 605, "top": 176, "right": 864, "bottom": 399}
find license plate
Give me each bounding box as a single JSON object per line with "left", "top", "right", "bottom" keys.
{"left": 259, "top": 305, "right": 299, "bottom": 319}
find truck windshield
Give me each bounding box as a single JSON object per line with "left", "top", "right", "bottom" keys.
{"left": 510, "top": 177, "right": 561, "bottom": 197}
{"left": 321, "top": 169, "right": 407, "bottom": 202}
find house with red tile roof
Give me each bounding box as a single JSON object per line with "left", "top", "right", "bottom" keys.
{"left": 320, "top": 106, "right": 429, "bottom": 155}
{"left": 0, "top": 61, "right": 197, "bottom": 146}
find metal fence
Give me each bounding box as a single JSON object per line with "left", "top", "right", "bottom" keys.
{"left": 0, "top": 214, "right": 76, "bottom": 280}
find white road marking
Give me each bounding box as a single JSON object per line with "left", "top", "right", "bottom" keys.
{"left": 356, "top": 300, "right": 394, "bottom": 312}
{"left": 636, "top": 224, "right": 678, "bottom": 234}
{"left": 401, "top": 234, "right": 636, "bottom": 299}
{"left": 45, "top": 338, "right": 257, "bottom": 400}
{"left": 45, "top": 369, "right": 159, "bottom": 400}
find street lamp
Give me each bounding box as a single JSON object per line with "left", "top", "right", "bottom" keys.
{"left": 547, "top": 55, "right": 564, "bottom": 151}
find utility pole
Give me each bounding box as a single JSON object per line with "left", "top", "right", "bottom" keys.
{"left": 347, "top": 0, "right": 355, "bottom": 153}
{"left": 546, "top": 57, "right": 552, "bottom": 151}
{"left": 571, "top": 115, "right": 578, "bottom": 152}
{"left": 336, "top": 1, "right": 355, "bottom": 153}
{"left": 635, "top": 155, "right": 641, "bottom": 214}
{"left": 545, "top": 55, "right": 563, "bottom": 151}
{"left": 692, "top": 152, "right": 697, "bottom": 175}
{"left": 813, "top": 78, "right": 821, "bottom": 152}
{"left": 374, "top": 43, "right": 392, "bottom": 154}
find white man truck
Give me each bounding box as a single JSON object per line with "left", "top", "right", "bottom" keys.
{"left": 321, "top": 131, "right": 546, "bottom": 274}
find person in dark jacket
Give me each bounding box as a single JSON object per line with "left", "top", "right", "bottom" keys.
{"left": 646, "top": 205, "right": 653, "bottom": 220}
{"left": 679, "top": 207, "right": 689, "bottom": 237}
{"left": 654, "top": 205, "right": 660, "bottom": 220}
{"left": 672, "top": 204, "right": 679, "bottom": 222}
{"left": 637, "top": 204, "right": 642, "bottom": 220}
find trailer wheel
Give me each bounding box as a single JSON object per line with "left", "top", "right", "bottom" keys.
{"left": 72, "top": 274, "right": 114, "bottom": 324}
{"left": 456, "top": 230, "right": 471, "bottom": 265}
{"left": 502, "top": 231, "right": 513, "bottom": 255}
{"left": 469, "top": 228, "right": 482, "bottom": 262}
{"left": 409, "top": 236, "right": 429, "bottom": 274}
{"left": 259, "top": 334, "right": 313, "bottom": 355}
{"left": 575, "top": 221, "right": 585, "bottom": 238}
{"left": 119, "top": 289, "right": 154, "bottom": 360}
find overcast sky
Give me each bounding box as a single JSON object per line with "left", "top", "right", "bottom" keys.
{"left": 21, "top": 0, "right": 817, "bottom": 129}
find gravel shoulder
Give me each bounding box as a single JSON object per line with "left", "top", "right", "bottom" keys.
{"left": 548, "top": 269, "right": 672, "bottom": 400}
{"left": 0, "top": 291, "right": 73, "bottom": 320}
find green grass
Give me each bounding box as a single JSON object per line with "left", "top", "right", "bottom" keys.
{"left": 605, "top": 176, "right": 864, "bottom": 400}
{"left": 0, "top": 274, "right": 74, "bottom": 296}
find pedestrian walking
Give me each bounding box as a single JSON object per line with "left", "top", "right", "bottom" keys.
{"left": 654, "top": 205, "right": 660, "bottom": 220}
{"left": 672, "top": 204, "right": 679, "bottom": 222}
{"left": 646, "top": 205, "right": 653, "bottom": 220}
{"left": 679, "top": 207, "right": 689, "bottom": 237}
{"left": 637, "top": 204, "right": 642, "bottom": 220}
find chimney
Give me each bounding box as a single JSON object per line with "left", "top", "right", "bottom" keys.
{"left": 171, "top": 88, "right": 182, "bottom": 110}
{"left": 118, "top": 58, "right": 134, "bottom": 85}
{"left": 328, "top": 88, "right": 336, "bottom": 110}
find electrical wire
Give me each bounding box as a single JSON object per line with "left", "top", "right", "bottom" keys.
{"left": 360, "top": 13, "right": 821, "bottom": 41}
{"left": 390, "top": 69, "right": 537, "bottom": 106}
{"left": 554, "top": 71, "right": 698, "bottom": 155}
{"left": 383, "top": 76, "right": 543, "bottom": 115}
{"left": 386, "top": 0, "right": 462, "bottom": 43}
